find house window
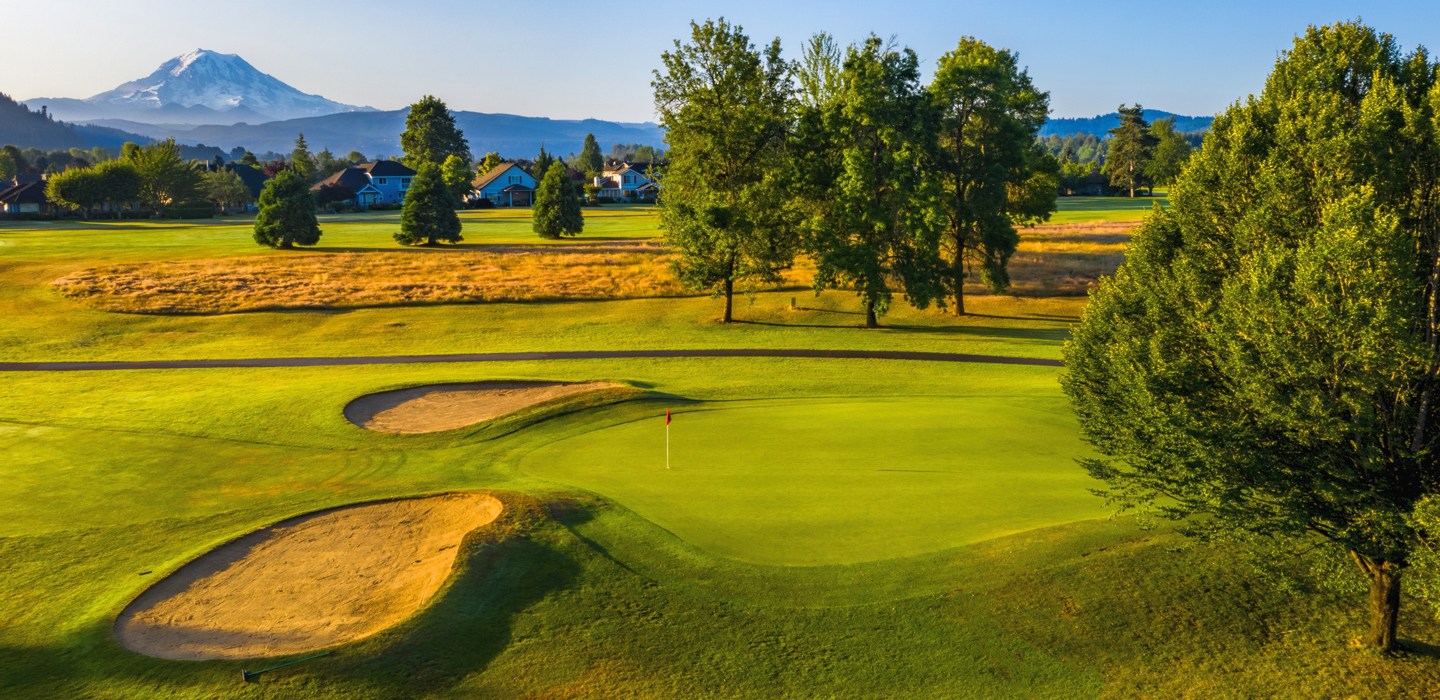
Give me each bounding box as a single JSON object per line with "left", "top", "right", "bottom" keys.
{"left": 377, "top": 177, "right": 387, "bottom": 185}
{"left": 400, "top": 178, "right": 410, "bottom": 190}
{"left": 625, "top": 175, "right": 634, "bottom": 184}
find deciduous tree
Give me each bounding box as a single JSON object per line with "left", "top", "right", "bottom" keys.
{"left": 200, "top": 168, "right": 252, "bottom": 211}
{"left": 652, "top": 18, "right": 796, "bottom": 323}
{"left": 440, "top": 154, "right": 473, "bottom": 202}
{"left": 797, "top": 36, "right": 943, "bottom": 328}
{"left": 1062, "top": 21, "right": 1440, "bottom": 652}
{"left": 128, "top": 139, "right": 199, "bottom": 208}
{"left": 400, "top": 95, "right": 470, "bottom": 168}
{"left": 929, "top": 37, "right": 1055, "bottom": 314}
{"left": 1144, "top": 116, "right": 1193, "bottom": 188}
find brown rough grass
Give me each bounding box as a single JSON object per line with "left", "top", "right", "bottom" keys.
{"left": 53, "top": 222, "right": 1133, "bottom": 315}
{"left": 55, "top": 244, "right": 687, "bottom": 314}
{"left": 1004, "top": 220, "right": 1133, "bottom": 296}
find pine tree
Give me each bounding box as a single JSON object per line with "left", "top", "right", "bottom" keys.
{"left": 532, "top": 161, "right": 584, "bottom": 238}
{"left": 290, "top": 132, "right": 317, "bottom": 181}
{"left": 394, "top": 163, "right": 462, "bottom": 246}
{"left": 253, "top": 169, "right": 321, "bottom": 249}
{"left": 1103, "top": 104, "right": 1158, "bottom": 197}
{"left": 578, "top": 133, "right": 604, "bottom": 176}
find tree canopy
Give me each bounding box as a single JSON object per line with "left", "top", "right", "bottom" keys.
{"left": 652, "top": 18, "right": 796, "bottom": 323}
{"left": 252, "top": 169, "right": 321, "bottom": 249}
{"left": 533, "top": 161, "right": 584, "bottom": 239}
{"left": 1103, "top": 104, "right": 1158, "bottom": 197}
{"left": 394, "top": 163, "right": 462, "bottom": 246}
{"left": 1062, "top": 21, "right": 1440, "bottom": 651}
{"left": 929, "top": 37, "right": 1055, "bottom": 314}
{"left": 578, "top": 133, "right": 604, "bottom": 176}
{"left": 795, "top": 35, "right": 943, "bottom": 327}
{"left": 127, "top": 139, "right": 199, "bottom": 208}
{"left": 400, "top": 95, "right": 471, "bottom": 168}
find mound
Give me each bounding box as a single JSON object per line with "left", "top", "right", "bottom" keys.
{"left": 346, "top": 381, "right": 624, "bottom": 434}
{"left": 115, "top": 492, "right": 502, "bottom": 660}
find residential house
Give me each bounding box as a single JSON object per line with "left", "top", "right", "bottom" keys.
{"left": 310, "top": 160, "right": 417, "bottom": 208}
{"left": 470, "top": 162, "right": 536, "bottom": 207}
{"left": 593, "top": 162, "right": 659, "bottom": 202}
{"left": 0, "top": 178, "right": 50, "bottom": 214}
{"left": 224, "top": 163, "right": 270, "bottom": 200}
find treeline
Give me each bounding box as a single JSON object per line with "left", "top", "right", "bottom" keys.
{"left": 1040, "top": 110, "right": 1202, "bottom": 196}
{"left": 657, "top": 21, "right": 1056, "bottom": 325}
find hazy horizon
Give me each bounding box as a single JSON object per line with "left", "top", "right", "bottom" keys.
{"left": 10, "top": 0, "right": 1440, "bottom": 123}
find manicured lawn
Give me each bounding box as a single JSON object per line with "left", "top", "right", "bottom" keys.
{"left": 5, "top": 201, "right": 1436, "bottom": 698}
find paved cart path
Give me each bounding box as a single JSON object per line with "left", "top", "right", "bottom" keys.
{"left": 0, "top": 348, "right": 1062, "bottom": 372}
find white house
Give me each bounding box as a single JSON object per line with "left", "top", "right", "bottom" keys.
{"left": 470, "top": 162, "right": 536, "bottom": 207}
{"left": 310, "top": 160, "right": 416, "bottom": 207}
{"left": 594, "top": 162, "right": 659, "bottom": 202}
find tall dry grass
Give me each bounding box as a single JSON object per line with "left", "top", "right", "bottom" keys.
{"left": 53, "top": 221, "right": 1133, "bottom": 315}
{"left": 55, "top": 244, "right": 687, "bottom": 314}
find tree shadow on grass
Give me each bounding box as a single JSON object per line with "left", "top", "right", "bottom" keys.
{"left": 734, "top": 316, "right": 1071, "bottom": 342}
{"left": 339, "top": 520, "right": 580, "bottom": 692}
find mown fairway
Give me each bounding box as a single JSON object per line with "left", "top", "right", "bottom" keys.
{"left": 4, "top": 202, "right": 1439, "bottom": 698}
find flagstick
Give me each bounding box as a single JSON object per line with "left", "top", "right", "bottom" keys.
{"left": 666, "top": 419, "right": 671, "bottom": 469}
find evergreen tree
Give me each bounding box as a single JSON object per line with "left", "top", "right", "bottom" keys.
{"left": 533, "top": 145, "right": 554, "bottom": 180}
{"left": 394, "top": 163, "right": 462, "bottom": 246}
{"left": 929, "top": 37, "right": 1055, "bottom": 314}
{"left": 578, "top": 133, "right": 604, "bottom": 176}
{"left": 253, "top": 169, "right": 321, "bottom": 249}
{"left": 653, "top": 18, "right": 796, "bottom": 323}
{"left": 1103, "top": 104, "right": 1158, "bottom": 197}
{"left": 1063, "top": 22, "right": 1440, "bottom": 652}
{"left": 290, "top": 132, "right": 317, "bottom": 180}
{"left": 532, "top": 161, "right": 584, "bottom": 238}
{"left": 400, "top": 96, "right": 470, "bottom": 168}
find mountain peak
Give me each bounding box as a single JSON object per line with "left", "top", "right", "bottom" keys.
{"left": 39, "top": 49, "right": 374, "bottom": 125}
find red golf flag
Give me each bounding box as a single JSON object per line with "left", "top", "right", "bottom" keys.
{"left": 665, "top": 409, "right": 671, "bottom": 425}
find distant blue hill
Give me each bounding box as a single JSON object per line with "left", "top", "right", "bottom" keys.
{"left": 1041, "top": 109, "right": 1214, "bottom": 137}
{"left": 88, "top": 109, "right": 666, "bottom": 160}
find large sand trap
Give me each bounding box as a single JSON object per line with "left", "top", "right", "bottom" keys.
{"left": 115, "top": 492, "right": 503, "bottom": 660}
{"left": 345, "top": 381, "right": 624, "bottom": 434}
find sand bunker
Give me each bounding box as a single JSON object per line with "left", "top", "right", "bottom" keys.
{"left": 345, "top": 381, "right": 624, "bottom": 434}
{"left": 115, "top": 492, "right": 503, "bottom": 660}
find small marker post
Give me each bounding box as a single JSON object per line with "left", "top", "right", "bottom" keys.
{"left": 665, "top": 408, "right": 671, "bottom": 469}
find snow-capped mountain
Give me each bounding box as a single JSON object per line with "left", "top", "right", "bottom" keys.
{"left": 26, "top": 49, "right": 371, "bottom": 125}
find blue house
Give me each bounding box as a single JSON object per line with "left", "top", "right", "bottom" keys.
{"left": 311, "top": 160, "right": 416, "bottom": 208}
{"left": 469, "top": 162, "right": 536, "bottom": 207}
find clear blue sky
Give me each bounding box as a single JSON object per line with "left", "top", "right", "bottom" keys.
{"left": 9, "top": 1, "right": 1440, "bottom": 122}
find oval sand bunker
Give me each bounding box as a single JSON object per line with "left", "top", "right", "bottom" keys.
{"left": 115, "top": 492, "right": 502, "bottom": 660}
{"left": 345, "top": 381, "right": 624, "bottom": 434}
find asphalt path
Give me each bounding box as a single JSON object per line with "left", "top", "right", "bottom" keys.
{"left": 0, "top": 348, "right": 1062, "bottom": 372}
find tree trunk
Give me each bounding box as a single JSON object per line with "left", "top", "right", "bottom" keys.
{"left": 1352, "top": 552, "right": 1402, "bottom": 651}
{"left": 953, "top": 255, "right": 966, "bottom": 316}
{"left": 721, "top": 277, "right": 734, "bottom": 323}
{"left": 865, "top": 299, "right": 878, "bottom": 328}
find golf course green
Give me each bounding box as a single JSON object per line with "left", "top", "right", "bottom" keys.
{"left": 3, "top": 204, "right": 1438, "bottom": 698}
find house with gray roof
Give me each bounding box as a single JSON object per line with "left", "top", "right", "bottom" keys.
{"left": 470, "top": 162, "right": 536, "bottom": 207}
{"left": 310, "top": 160, "right": 417, "bottom": 208}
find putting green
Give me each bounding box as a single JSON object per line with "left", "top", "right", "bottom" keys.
{"left": 519, "top": 396, "right": 1104, "bottom": 565}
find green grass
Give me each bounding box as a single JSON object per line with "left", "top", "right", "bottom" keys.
{"left": 1046, "top": 193, "right": 1168, "bottom": 223}
{"left": 3, "top": 202, "right": 1436, "bottom": 698}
